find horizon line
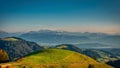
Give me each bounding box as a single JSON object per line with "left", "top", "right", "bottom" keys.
{"left": 1, "top": 29, "right": 120, "bottom": 35}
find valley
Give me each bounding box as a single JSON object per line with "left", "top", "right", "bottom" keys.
{"left": 0, "top": 31, "right": 120, "bottom": 68}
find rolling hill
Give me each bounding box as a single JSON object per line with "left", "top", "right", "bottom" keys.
{"left": 13, "top": 49, "right": 112, "bottom": 68}
{"left": 0, "top": 37, "right": 43, "bottom": 61}
{"left": 56, "top": 44, "right": 120, "bottom": 63}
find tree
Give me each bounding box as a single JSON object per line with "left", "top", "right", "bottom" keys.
{"left": 0, "top": 49, "right": 9, "bottom": 63}
{"left": 88, "top": 64, "right": 94, "bottom": 68}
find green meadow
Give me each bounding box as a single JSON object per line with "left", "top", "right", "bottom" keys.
{"left": 12, "top": 49, "right": 112, "bottom": 68}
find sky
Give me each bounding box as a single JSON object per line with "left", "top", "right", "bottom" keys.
{"left": 0, "top": 0, "right": 120, "bottom": 34}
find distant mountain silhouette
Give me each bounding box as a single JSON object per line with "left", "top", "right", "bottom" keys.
{"left": 19, "top": 30, "right": 120, "bottom": 48}
{"left": 1, "top": 30, "right": 120, "bottom": 48}
{"left": 20, "top": 30, "right": 90, "bottom": 44}
{"left": 0, "top": 31, "right": 10, "bottom": 38}
{"left": 0, "top": 30, "right": 23, "bottom": 38}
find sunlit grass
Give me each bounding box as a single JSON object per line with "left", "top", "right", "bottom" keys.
{"left": 12, "top": 49, "right": 113, "bottom": 68}
{"left": 3, "top": 38, "right": 18, "bottom": 41}
{"left": 18, "top": 49, "right": 97, "bottom": 64}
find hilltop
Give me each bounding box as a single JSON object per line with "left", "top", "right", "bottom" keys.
{"left": 13, "top": 49, "right": 112, "bottom": 68}
{"left": 56, "top": 44, "right": 120, "bottom": 63}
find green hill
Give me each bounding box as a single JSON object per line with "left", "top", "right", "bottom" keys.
{"left": 3, "top": 37, "right": 18, "bottom": 41}
{"left": 13, "top": 49, "right": 112, "bottom": 68}
{"left": 56, "top": 44, "right": 119, "bottom": 63}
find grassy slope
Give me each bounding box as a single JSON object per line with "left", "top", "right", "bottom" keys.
{"left": 3, "top": 38, "right": 18, "bottom": 41}
{"left": 13, "top": 49, "right": 112, "bottom": 68}
{"left": 19, "top": 49, "right": 97, "bottom": 63}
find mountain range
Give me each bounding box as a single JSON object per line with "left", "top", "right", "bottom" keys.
{"left": 0, "top": 30, "right": 23, "bottom": 38}
{"left": 0, "top": 30, "right": 120, "bottom": 48}
{"left": 19, "top": 30, "right": 120, "bottom": 48}
{"left": 0, "top": 37, "right": 118, "bottom": 67}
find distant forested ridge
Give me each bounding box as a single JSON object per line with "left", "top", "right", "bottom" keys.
{"left": 0, "top": 37, "right": 43, "bottom": 61}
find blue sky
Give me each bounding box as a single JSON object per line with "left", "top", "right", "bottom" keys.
{"left": 0, "top": 0, "right": 120, "bottom": 33}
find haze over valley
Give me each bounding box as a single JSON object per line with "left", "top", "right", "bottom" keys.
{"left": 0, "top": 0, "right": 120, "bottom": 68}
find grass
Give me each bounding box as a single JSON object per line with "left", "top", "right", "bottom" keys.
{"left": 17, "top": 49, "right": 97, "bottom": 64}
{"left": 12, "top": 48, "right": 113, "bottom": 68}
{"left": 3, "top": 38, "right": 18, "bottom": 41}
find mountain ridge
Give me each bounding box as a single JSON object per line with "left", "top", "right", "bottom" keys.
{"left": 55, "top": 44, "right": 120, "bottom": 63}
{"left": 0, "top": 37, "right": 43, "bottom": 60}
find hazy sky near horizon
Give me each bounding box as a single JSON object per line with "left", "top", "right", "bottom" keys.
{"left": 0, "top": 0, "right": 120, "bottom": 33}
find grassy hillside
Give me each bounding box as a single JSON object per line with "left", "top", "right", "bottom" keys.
{"left": 13, "top": 49, "right": 112, "bottom": 68}
{"left": 3, "top": 37, "right": 18, "bottom": 41}
{"left": 56, "top": 44, "right": 119, "bottom": 63}
{"left": 17, "top": 49, "right": 97, "bottom": 63}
